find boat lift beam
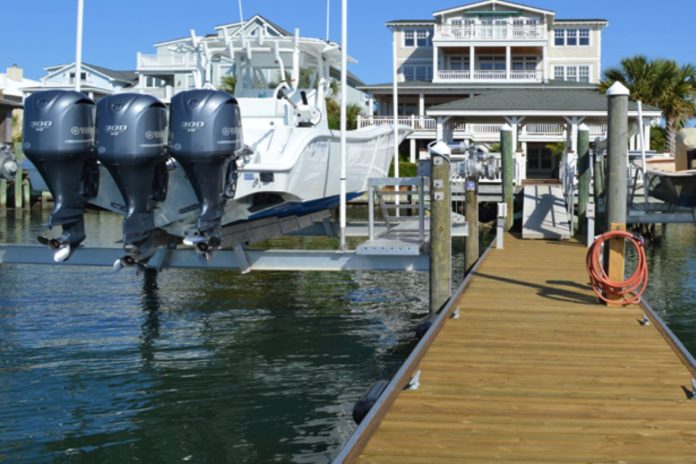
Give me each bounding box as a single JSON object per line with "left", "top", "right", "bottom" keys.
{"left": 0, "top": 244, "right": 428, "bottom": 272}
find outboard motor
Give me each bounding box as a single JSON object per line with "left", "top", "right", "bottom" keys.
{"left": 169, "top": 89, "right": 242, "bottom": 260}
{"left": 0, "top": 144, "right": 18, "bottom": 181}
{"left": 96, "top": 93, "right": 169, "bottom": 269}
{"left": 23, "top": 90, "right": 97, "bottom": 262}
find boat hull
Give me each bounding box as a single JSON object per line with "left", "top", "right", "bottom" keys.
{"left": 84, "top": 124, "right": 410, "bottom": 239}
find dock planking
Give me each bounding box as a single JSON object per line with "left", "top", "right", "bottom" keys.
{"left": 352, "top": 235, "right": 696, "bottom": 463}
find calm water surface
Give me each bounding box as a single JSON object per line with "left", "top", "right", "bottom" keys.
{"left": 1, "top": 210, "right": 695, "bottom": 463}
{"left": 0, "top": 209, "right": 468, "bottom": 463}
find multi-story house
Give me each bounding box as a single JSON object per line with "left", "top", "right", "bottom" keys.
{"left": 29, "top": 62, "right": 137, "bottom": 99}
{"left": 135, "top": 14, "right": 369, "bottom": 107}
{"left": 359, "top": 0, "right": 661, "bottom": 180}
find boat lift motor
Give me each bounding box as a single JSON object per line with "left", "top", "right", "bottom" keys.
{"left": 169, "top": 89, "right": 243, "bottom": 260}
{"left": 453, "top": 143, "right": 500, "bottom": 181}
{"left": 96, "top": 93, "right": 169, "bottom": 268}
{"left": 22, "top": 90, "right": 98, "bottom": 262}
{"left": 0, "top": 144, "right": 18, "bottom": 181}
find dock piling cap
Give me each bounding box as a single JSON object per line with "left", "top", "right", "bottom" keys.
{"left": 607, "top": 81, "right": 630, "bottom": 97}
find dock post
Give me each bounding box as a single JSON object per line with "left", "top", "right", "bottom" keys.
{"left": 605, "top": 82, "right": 630, "bottom": 305}
{"left": 496, "top": 202, "right": 506, "bottom": 249}
{"left": 13, "top": 143, "right": 23, "bottom": 210}
{"left": 500, "top": 125, "right": 514, "bottom": 231}
{"left": 465, "top": 177, "right": 478, "bottom": 272}
{"left": 429, "top": 142, "right": 452, "bottom": 313}
{"left": 0, "top": 178, "right": 6, "bottom": 213}
{"left": 577, "top": 124, "right": 591, "bottom": 234}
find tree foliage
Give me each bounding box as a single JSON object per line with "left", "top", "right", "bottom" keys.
{"left": 325, "top": 96, "right": 362, "bottom": 131}
{"left": 599, "top": 56, "right": 696, "bottom": 154}
{"left": 219, "top": 75, "right": 237, "bottom": 94}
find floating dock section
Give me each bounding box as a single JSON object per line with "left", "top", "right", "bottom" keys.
{"left": 336, "top": 234, "right": 696, "bottom": 463}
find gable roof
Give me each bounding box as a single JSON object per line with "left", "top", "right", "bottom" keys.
{"left": 214, "top": 14, "right": 292, "bottom": 37}
{"left": 433, "top": 0, "right": 555, "bottom": 18}
{"left": 44, "top": 62, "right": 137, "bottom": 84}
{"left": 427, "top": 88, "right": 662, "bottom": 116}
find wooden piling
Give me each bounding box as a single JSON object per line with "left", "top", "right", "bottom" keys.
{"left": 577, "top": 124, "right": 591, "bottom": 233}
{"left": 465, "top": 178, "right": 478, "bottom": 272}
{"left": 500, "top": 125, "right": 514, "bottom": 231}
{"left": 605, "top": 82, "right": 630, "bottom": 305}
{"left": 429, "top": 146, "right": 451, "bottom": 313}
{"left": 13, "top": 143, "right": 23, "bottom": 209}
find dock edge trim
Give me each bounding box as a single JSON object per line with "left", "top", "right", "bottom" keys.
{"left": 332, "top": 239, "right": 496, "bottom": 463}
{"left": 640, "top": 298, "right": 696, "bottom": 378}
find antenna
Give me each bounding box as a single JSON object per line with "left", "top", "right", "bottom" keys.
{"left": 339, "top": 0, "right": 347, "bottom": 250}
{"left": 74, "top": 0, "right": 85, "bottom": 92}
{"left": 326, "top": 0, "right": 331, "bottom": 41}
{"left": 238, "top": 0, "right": 246, "bottom": 45}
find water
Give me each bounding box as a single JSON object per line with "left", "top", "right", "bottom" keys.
{"left": 0, "top": 210, "right": 445, "bottom": 463}
{"left": 2, "top": 211, "right": 694, "bottom": 463}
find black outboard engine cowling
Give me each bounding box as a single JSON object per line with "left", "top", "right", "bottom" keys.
{"left": 96, "top": 93, "right": 169, "bottom": 266}
{"left": 23, "top": 90, "right": 97, "bottom": 262}
{"left": 169, "top": 89, "right": 242, "bottom": 258}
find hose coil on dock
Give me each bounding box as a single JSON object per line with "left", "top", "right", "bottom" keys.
{"left": 586, "top": 230, "right": 649, "bottom": 305}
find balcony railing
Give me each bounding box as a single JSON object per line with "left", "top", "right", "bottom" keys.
{"left": 434, "top": 24, "right": 546, "bottom": 41}
{"left": 437, "top": 69, "right": 542, "bottom": 81}
{"left": 137, "top": 52, "right": 197, "bottom": 70}
{"left": 525, "top": 123, "right": 565, "bottom": 136}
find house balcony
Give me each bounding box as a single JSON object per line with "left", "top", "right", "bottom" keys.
{"left": 136, "top": 52, "right": 197, "bottom": 71}
{"left": 436, "top": 69, "right": 542, "bottom": 82}
{"left": 433, "top": 24, "right": 546, "bottom": 42}
{"left": 357, "top": 117, "right": 608, "bottom": 142}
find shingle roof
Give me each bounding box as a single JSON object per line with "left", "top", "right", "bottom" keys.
{"left": 427, "top": 88, "right": 661, "bottom": 113}
{"left": 84, "top": 64, "right": 137, "bottom": 84}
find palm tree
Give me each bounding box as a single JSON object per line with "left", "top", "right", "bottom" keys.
{"left": 600, "top": 56, "right": 696, "bottom": 154}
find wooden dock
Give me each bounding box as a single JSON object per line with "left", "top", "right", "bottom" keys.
{"left": 339, "top": 234, "right": 696, "bottom": 463}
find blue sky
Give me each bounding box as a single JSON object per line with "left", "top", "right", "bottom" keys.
{"left": 1, "top": 0, "right": 695, "bottom": 83}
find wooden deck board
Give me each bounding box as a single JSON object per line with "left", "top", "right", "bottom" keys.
{"left": 356, "top": 235, "right": 696, "bottom": 463}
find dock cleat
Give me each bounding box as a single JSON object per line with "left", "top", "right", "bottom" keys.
{"left": 23, "top": 90, "right": 98, "bottom": 260}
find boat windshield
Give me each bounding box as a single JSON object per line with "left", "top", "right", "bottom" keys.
{"left": 235, "top": 47, "right": 321, "bottom": 98}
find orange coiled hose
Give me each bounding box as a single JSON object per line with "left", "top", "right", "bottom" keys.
{"left": 586, "top": 230, "right": 649, "bottom": 305}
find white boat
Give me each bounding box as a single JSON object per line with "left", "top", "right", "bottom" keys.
{"left": 24, "top": 32, "right": 411, "bottom": 265}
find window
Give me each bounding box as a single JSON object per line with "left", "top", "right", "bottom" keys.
{"left": 404, "top": 30, "right": 415, "bottom": 47}
{"left": 554, "top": 29, "right": 564, "bottom": 46}
{"left": 69, "top": 72, "right": 87, "bottom": 84}
{"left": 566, "top": 66, "right": 577, "bottom": 81}
{"left": 512, "top": 56, "right": 537, "bottom": 71}
{"left": 398, "top": 103, "right": 417, "bottom": 116}
{"left": 416, "top": 30, "right": 430, "bottom": 47}
{"left": 578, "top": 65, "right": 590, "bottom": 82}
{"left": 448, "top": 56, "right": 469, "bottom": 71}
{"left": 566, "top": 29, "right": 577, "bottom": 46}
{"left": 579, "top": 29, "right": 590, "bottom": 46}
{"left": 401, "top": 65, "right": 432, "bottom": 82}
{"left": 479, "top": 56, "right": 505, "bottom": 71}
{"left": 554, "top": 66, "right": 564, "bottom": 80}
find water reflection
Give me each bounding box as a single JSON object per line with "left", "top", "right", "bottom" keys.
{"left": 0, "top": 210, "right": 429, "bottom": 463}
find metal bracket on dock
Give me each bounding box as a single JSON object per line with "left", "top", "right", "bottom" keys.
{"left": 404, "top": 370, "right": 421, "bottom": 391}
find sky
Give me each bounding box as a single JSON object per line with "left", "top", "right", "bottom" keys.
{"left": 1, "top": 0, "right": 695, "bottom": 84}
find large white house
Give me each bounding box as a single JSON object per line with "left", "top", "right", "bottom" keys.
{"left": 359, "top": 0, "right": 662, "bottom": 180}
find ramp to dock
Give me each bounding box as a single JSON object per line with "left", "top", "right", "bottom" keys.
{"left": 343, "top": 235, "right": 696, "bottom": 463}
{"left": 522, "top": 184, "right": 571, "bottom": 239}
